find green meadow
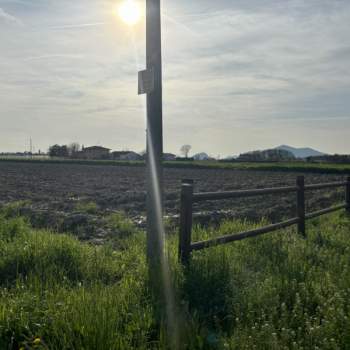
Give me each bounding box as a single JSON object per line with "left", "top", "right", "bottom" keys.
{"left": 1, "top": 206, "right": 350, "bottom": 349}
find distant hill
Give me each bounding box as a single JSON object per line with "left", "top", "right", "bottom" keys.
{"left": 276, "top": 145, "right": 326, "bottom": 159}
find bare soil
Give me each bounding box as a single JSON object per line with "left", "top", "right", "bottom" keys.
{"left": 0, "top": 162, "right": 346, "bottom": 240}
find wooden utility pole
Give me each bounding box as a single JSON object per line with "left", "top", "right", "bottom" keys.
{"left": 346, "top": 176, "right": 350, "bottom": 214}
{"left": 296, "top": 176, "right": 306, "bottom": 237}
{"left": 145, "top": 0, "right": 163, "bottom": 262}
{"left": 179, "top": 180, "right": 194, "bottom": 265}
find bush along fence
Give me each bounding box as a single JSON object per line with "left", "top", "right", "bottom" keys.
{"left": 179, "top": 176, "right": 350, "bottom": 265}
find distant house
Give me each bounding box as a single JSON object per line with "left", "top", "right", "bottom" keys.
{"left": 176, "top": 157, "right": 194, "bottom": 162}
{"left": 193, "top": 152, "right": 214, "bottom": 161}
{"left": 111, "top": 151, "right": 142, "bottom": 161}
{"left": 238, "top": 149, "right": 295, "bottom": 162}
{"left": 163, "top": 153, "right": 176, "bottom": 161}
{"left": 307, "top": 154, "right": 350, "bottom": 164}
{"left": 80, "top": 146, "right": 110, "bottom": 160}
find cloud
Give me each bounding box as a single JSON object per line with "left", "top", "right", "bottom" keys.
{"left": 0, "top": 0, "right": 349, "bottom": 154}
{"left": 49, "top": 22, "right": 106, "bottom": 30}
{"left": 23, "top": 54, "right": 84, "bottom": 62}
{"left": 0, "top": 7, "right": 22, "bottom": 25}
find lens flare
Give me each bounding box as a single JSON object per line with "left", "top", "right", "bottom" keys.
{"left": 146, "top": 129, "right": 179, "bottom": 348}
{"left": 116, "top": 0, "right": 142, "bottom": 25}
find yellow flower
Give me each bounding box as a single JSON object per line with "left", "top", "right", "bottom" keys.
{"left": 33, "top": 337, "right": 41, "bottom": 345}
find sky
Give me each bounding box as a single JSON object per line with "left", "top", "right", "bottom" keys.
{"left": 0, "top": 0, "right": 349, "bottom": 157}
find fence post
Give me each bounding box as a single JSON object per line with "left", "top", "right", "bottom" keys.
{"left": 179, "top": 179, "right": 194, "bottom": 265}
{"left": 346, "top": 176, "right": 350, "bottom": 214}
{"left": 296, "top": 176, "right": 306, "bottom": 237}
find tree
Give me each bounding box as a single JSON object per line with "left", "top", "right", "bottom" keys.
{"left": 68, "top": 142, "right": 80, "bottom": 158}
{"left": 49, "top": 144, "right": 69, "bottom": 158}
{"left": 180, "top": 144, "right": 192, "bottom": 158}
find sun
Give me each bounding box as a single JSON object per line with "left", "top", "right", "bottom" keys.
{"left": 116, "top": 0, "right": 142, "bottom": 25}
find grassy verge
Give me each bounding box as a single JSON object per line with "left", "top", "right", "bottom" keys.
{"left": 1, "top": 211, "right": 350, "bottom": 349}
{"left": 167, "top": 160, "right": 350, "bottom": 174}
{"left": 1, "top": 157, "right": 350, "bottom": 174}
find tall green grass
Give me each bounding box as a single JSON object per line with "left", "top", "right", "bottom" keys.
{"left": 0, "top": 211, "right": 350, "bottom": 349}
{"left": 1, "top": 157, "right": 350, "bottom": 174}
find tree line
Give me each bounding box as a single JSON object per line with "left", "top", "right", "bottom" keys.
{"left": 48, "top": 143, "right": 81, "bottom": 158}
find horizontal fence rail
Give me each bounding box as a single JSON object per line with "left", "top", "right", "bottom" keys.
{"left": 305, "top": 181, "right": 348, "bottom": 191}
{"left": 193, "top": 186, "right": 297, "bottom": 202}
{"left": 305, "top": 203, "right": 348, "bottom": 220}
{"left": 179, "top": 176, "right": 350, "bottom": 265}
{"left": 191, "top": 218, "right": 300, "bottom": 251}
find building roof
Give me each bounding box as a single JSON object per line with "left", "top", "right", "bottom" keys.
{"left": 112, "top": 151, "right": 139, "bottom": 155}
{"left": 83, "top": 146, "right": 110, "bottom": 151}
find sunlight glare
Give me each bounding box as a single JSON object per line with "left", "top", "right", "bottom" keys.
{"left": 116, "top": 0, "right": 142, "bottom": 25}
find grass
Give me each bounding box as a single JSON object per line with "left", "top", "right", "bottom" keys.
{"left": 75, "top": 201, "right": 99, "bottom": 214}
{"left": 167, "top": 160, "right": 350, "bottom": 174}
{"left": 1, "top": 157, "right": 350, "bottom": 174}
{"left": 0, "top": 215, "right": 150, "bottom": 349}
{"left": 1, "top": 200, "right": 32, "bottom": 217}
{"left": 106, "top": 211, "right": 139, "bottom": 239}
{"left": 0, "top": 210, "right": 350, "bottom": 349}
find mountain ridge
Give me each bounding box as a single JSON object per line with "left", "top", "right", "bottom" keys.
{"left": 276, "top": 145, "right": 326, "bottom": 158}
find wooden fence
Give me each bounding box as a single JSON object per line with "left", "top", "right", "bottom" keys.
{"left": 179, "top": 176, "right": 350, "bottom": 265}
